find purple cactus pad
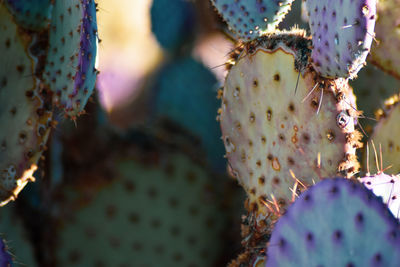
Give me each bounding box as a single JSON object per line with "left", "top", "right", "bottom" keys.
{"left": 304, "top": 0, "right": 376, "bottom": 78}
{"left": 210, "top": 0, "right": 295, "bottom": 41}
{"left": 266, "top": 178, "right": 400, "bottom": 267}
{"left": 360, "top": 173, "right": 400, "bottom": 220}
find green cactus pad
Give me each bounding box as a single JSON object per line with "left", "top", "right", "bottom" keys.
{"left": 0, "top": 4, "right": 53, "bottom": 206}
{"left": 363, "top": 94, "right": 400, "bottom": 174}
{"left": 0, "top": 203, "right": 38, "bottom": 266}
{"left": 370, "top": 0, "right": 400, "bottom": 79}
{"left": 43, "top": 0, "right": 98, "bottom": 119}
{"left": 154, "top": 57, "right": 225, "bottom": 171}
{"left": 51, "top": 151, "right": 226, "bottom": 266}
{"left": 219, "top": 30, "right": 361, "bottom": 217}
{"left": 150, "top": 0, "right": 195, "bottom": 51}
{"left": 350, "top": 64, "right": 400, "bottom": 123}
{"left": 267, "top": 178, "right": 400, "bottom": 267}
{"left": 4, "top": 0, "right": 53, "bottom": 30}
{"left": 210, "top": 0, "right": 295, "bottom": 41}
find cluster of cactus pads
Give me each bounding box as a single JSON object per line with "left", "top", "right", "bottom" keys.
{"left": 1, "top": 0, "right": 400, "bottom": 266}
{"left": 0, "top": 0, "right": 98, "bottom": 206}
{"left": 211, "top": 0, "right": 400, "bottom": 265}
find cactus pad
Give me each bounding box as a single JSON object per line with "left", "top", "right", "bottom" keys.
{"left": 219, "top": 30, "right": 361, "bottom": 216}
{"left": 0, "top": 4, "right": 53, "bottom": 206}
{"left": 52, "top": 151, "right": 226, "bottom": 266}
{"left": 267, "top": 178, "right": 400, "bottom": 267}
{"left": 370, "top": 0, "right": 400, "bottom": 79}
{"left": 150, "top": 0, "right": 195, "bottom": 51}
{"left": 304, "top": 0, "right": 377, "bottom": 78}
{"left": 363, "top": 95, "right": 400, "bottom": 174}
{"left": 350, "top": 65, "right": 400, "bottom": 121}
{"left": 0, "top": 203, "right": 37, "bottom": 266}
{"left": 4, "top": 0, "right": 53, "bottom": 30}
{"left": 154, "top": 57, "right": 225, "bottom": 170}
{"left": 360, "top": 173, "right": 400, "bottom": 219}
{"left": 43, "top": 0, "right": 98, "bottom": 118}
{"left": 210, "top": 0, "right": 295, "bottom": 41}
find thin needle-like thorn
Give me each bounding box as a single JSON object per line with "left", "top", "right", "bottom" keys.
{"left": 317, "top": 152, "right": 321, "bottom": 169}
{"left": 382, "top": 165, "right": 393, "bottom": 173}
{"left": 371, "top": 140, "right": 379, "bottom": 173}
{"left": 379, "top": 143, "right": 383, "bottom": 173}
{"left": 317, "top": 88, "right": 324, "bottom": 115}
{"left": 358, "top": 120, "right": 368, "bottom": 138}
{"left": 302, "top": 82, "right": 319, "bottom": 103}
{"left": 290, "top": 182, "right": 299, "bottom": 202}
{"left": 366, "top": 142, "right": 370, "bottom": 176}
{"left": 270, "top": 194, "right": 281, "bottom": 214}
{"left": 289, "top": 169, "right": 306, "bottom": 188}
{"left": 294, "top": 71, "right": 300, "bottom": 95}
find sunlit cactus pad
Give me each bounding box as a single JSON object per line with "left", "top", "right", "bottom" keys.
{"left": 370, "top": 0, "right": 400, "bottom": 79}
{"left": 363, "top": 95, "right": 400, "bottom": 174}
{"left": 267, "top": 178, "right": 400, "bottom": 267}
{"left": 304, "top": 0, "right": 376, "bottom": 78}
{"left": 4, "top": 0, "right": 53, "bottom": 30}
{"left": 360, "top": 173, "right": 400, "bottom": 220}
{"left": 43, "top": 0, "right": 98, "bottom": 118}
{"left": 0, "top": 4, "right": 53, "bottom": 206}
{"left": 210, "top": 0, "right": 295, "bottom": 41}
{"left": 219, "top": 30, "right": 361, "bottom": 215}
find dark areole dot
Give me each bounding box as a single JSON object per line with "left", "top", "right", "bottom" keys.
{"left": 333, "top": 230, "right": 342, "bottom": 241}
{"left": 374, "top": 253, "right": 382, "bottom": 263}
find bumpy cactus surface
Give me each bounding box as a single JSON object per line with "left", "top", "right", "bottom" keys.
{"left": 50, "top": 149, "right": 226, "bottom": 266}
{"left": 267, "top": 178, "right": 400, "bottom": 267}
{"left": 304, "top": 0, "right": 377, "bottom": 78}
{"left": 219, "top": 30, "right": 361, "bottom": 216}
{"left": 43, "top": 0, "right": 98, "bottom": 118}
{"left": 360, "top": 173, "right": 400, "bottom": 219}
{"left": 210, "top": 0, "right": 295, "bottom": 41}
{"left": 4, "top": 0, "right": 53, "bottom": 30}
{"left": 0, "top": 4, "right": 53, "bottom": 206}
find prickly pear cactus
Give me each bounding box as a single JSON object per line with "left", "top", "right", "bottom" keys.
{"left": 150, "top": 0, "right": 196, "bottom": 51}
{"left": 349, "top": 65, "right": 400, "bottom": 122}
{"left": 4, "top": 0, "right": 53, "bottom": 30}
{"left": 370, "top": 0, "right": 400, "bottom": 79}
{"left": 210, "top": 0, "right": 295, "bottom": 41}
{"left": 304, "top": 0, "right": 377, "bottom": 78}
{"left": 0, "top": 3, "right": 53, "bottom": 206}
{"left": 154, "top": 57, "right": 225, "bottom": 170}
{"left": 219, "top": 30, "right": 361, "bottom": 216}
{"left": 267, "top": 178, "right": 400, "bottom": 267}
{"left": 360, "top": 173, "right": 400, "bottom": 219}
{"left": 43, "top": 0, "right": 98, "bottom": 119}
{"left": 50, "top": 150, "right": 226, "bottom": 266}
{"left": 363, "top": 94, "right": 400, "bottom": 174}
